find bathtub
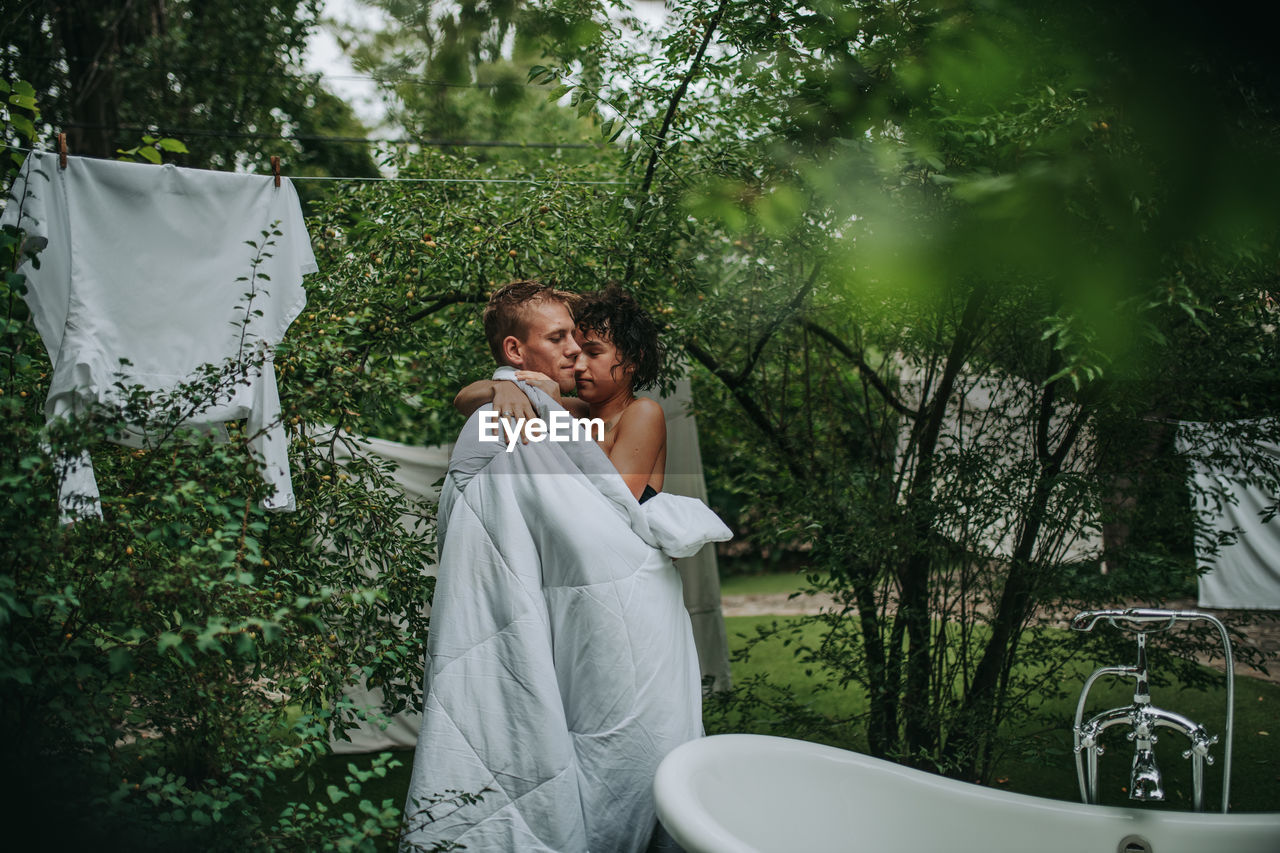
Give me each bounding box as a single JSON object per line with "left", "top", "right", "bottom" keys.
{"left": 653, "top": 734, "right": 1280, "bottom": 853}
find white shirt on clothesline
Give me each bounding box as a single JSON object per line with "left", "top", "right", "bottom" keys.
{"left": 1, "top": 151, "right": 316, "bottom": 518}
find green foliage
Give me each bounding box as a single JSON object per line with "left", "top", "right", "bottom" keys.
{"left": 521, "top": 0, "right": 1280, "bottom": 781}
{"left": 116, "top": 134, "right": 191, "bottom": 164}
{"left": 0, "top": 84, "right": 435, "bottom": 846}
{"left": 270, "top": 753, "right": 407, "bottom": 852}
{"left": 337, "top": 0, "right": 605, "bottom": 169}
{"left": 1, "top": 0, "right": 378, "bottom": 182}
{"left": 296, "top": 144, "right": 686, "bottom": 443}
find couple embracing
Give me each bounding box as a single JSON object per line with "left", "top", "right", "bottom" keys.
{"left": 402, "top": 281, "right": 731, "bottom": 852}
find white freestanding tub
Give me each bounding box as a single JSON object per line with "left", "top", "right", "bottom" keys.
{"left": 654, "top": 734, "right": 1280, "bottom": 853}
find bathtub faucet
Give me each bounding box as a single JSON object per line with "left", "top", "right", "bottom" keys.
{"left": 1070, "top": 608, "right": 1234, "bottom": 813}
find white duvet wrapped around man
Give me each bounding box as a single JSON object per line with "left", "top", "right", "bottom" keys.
{"left": 403, "top": 282, "right": 731, "bottom": 852}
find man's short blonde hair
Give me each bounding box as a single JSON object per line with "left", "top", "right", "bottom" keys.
{"left": 482, "top": 280, "right": 579, "bottom": 363}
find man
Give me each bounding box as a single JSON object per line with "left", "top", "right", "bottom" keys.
{"left": 402, "top": 280, "right": 718, "bottom": 852}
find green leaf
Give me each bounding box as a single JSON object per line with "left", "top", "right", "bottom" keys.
{"left": 108, "top": 646, "right": 134, "bottom": 674}
{"left": 9, "top": 114, "right": 35, "bottom": 141}
{"left": 326, "top": 784, "right": 349, "bottom": 804}
{"left": 157, "top": 138, "right": 189, "bottom": 153}
{"left": 1, "top": 667, "right": 33, "bottom": 685}
{"left": 138, "top": 146, "right": 162, "bottom": 164}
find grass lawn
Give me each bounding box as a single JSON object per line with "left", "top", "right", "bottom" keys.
{"left": 720, "top": 570, "right": 826, "bottom": 597}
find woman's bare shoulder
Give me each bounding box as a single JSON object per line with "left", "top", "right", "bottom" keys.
{"left": 619, "top": 397, "right": 665, "bottom": 431}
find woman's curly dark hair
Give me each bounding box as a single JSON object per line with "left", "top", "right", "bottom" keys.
{"left": 573, "top": 284, "right": 663, "bottom": 392}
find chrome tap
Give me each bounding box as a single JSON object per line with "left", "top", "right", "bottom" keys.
{"left": 1070, "top": 608, "right": 1234, "bottom": 813}
{"left": 1127, "top": 700, "right": 1165, "bottom": 802}
{"left": 1130, "top": 744, "right": 1163, "bottom": 801}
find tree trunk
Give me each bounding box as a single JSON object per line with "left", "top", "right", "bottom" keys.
{"left": 899, "top": 285, "right": 989, "bottom": 765}
{"left": 950, "top": 395, "right": 1089, "bottom": 778}
{"left": 54, "top": 1, "right": 167, "bottom": 159}
{"left": 855, "top": 577, "right": 893, "bottom": 757}
{"left": 57, "top": 1, "right": 123, "bottom": 158}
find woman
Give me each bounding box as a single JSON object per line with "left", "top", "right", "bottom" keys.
{"left": 455, "top": 284, "right": 668, "bottom": 502}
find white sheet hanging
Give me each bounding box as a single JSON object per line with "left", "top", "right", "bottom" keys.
{"left": 658, "top": 377, "right": 733, "bottom": 691}
{"left": 325, "top": 432, "right": 452, "bottom": 755}
{"left": 1175, "top": 420, "right": 1280, "bottom": 610}
{"left": 1, "top": 151, "right": 315, "bottom": 517}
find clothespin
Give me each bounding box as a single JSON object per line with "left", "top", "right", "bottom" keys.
{"left": 270, "top": 155, "right": 281, "bottom": 188}
{"left": 58, "top": 132, "right": 68, "bottom": 169}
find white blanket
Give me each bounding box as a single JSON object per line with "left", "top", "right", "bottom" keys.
{"left": 402, "top": 368, "right": 730, "bottom": 852}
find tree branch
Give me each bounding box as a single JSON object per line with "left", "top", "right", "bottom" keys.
{"left": 636, "top": 0, "right": 728, "bottom": 202}
{"left": 684, "top": 339, "right": 810, "bottom": 483}
{"left": 799, "top": 320, "right": 918, "bottom": 417}
{"left": 623, "top": 0, "right": 729, "bottom": 281}
{"left": 736, "top": 262, "right": 822, "bottom": 386}
{"left": 403, "top": 292, "right": 489, "bottom": 326}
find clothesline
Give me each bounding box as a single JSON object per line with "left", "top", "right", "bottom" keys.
{"left": 22, "top": 53, "right": 551, "bottom": 90}
{"left": 290, "top": 174, "right": 632, "bottom": 185}
{"left": 6, "top": 145, "right": 634, "bottom": 187}
{"left": 64, "top": 121, "right": 597, "bottom": 149}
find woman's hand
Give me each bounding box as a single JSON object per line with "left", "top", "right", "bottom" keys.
{"left": 514, "top": 370, "right": 560, "bottom": 400}
{"left": 493, "top": 373, "right": 556, "bottom": 445}
{"left": 492, "top": 381, "right": 540, "bottom": 425}
{"left": 454, "top": 379, "right": 540, "bottom": 423}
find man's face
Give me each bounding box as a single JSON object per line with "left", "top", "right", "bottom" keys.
{"left": 507, "top": 300, "right": 581, "bottom": 393}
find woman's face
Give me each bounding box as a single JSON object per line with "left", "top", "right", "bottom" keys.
{"left": 573, "top": 328, "right": 633, "bottom": 403}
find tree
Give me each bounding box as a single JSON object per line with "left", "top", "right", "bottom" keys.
{"left": 526, "top": 0, "right": 1280, "bottom": 779}
{"left": 334, "top": 0, "right": 619, "bottom": 169}
{"left": 0, "top": 0, "right": 378, "bottom": 180}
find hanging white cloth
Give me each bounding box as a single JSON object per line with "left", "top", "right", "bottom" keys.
{"left": 1175, "top": 420, "right": 1280, "bottom": 610}
{"left": 324, "top": 431, "right": 453, "bottom": 755}
{"left": 657, "top": 376, "right": 733, "bottom": 691}
{"left": 1, "top": 151, "right": 315, "bottom": 518}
